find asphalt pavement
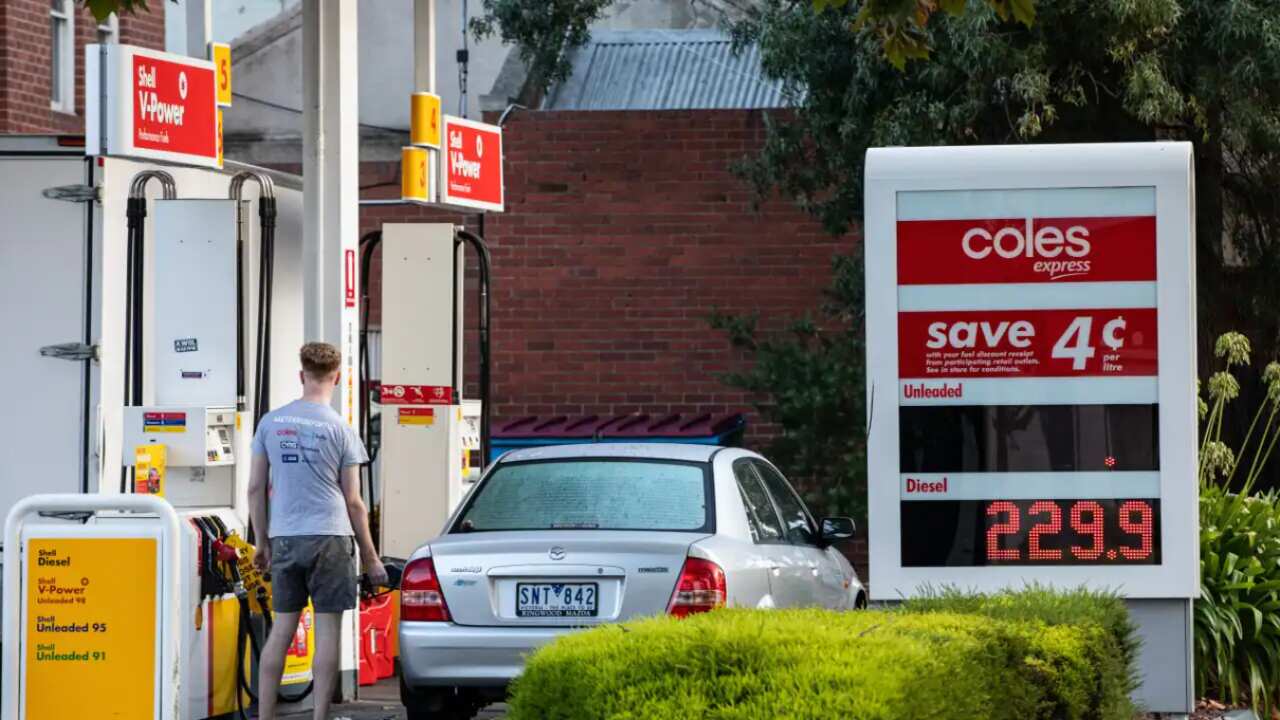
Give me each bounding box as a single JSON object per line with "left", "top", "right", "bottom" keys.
{"left": 278, "top": 677, "right": 507, "bottom": 719}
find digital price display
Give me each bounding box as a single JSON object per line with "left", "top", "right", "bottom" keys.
{"left": 865, "top": 144, "right": 1198, "bottom": 600}
{"left": 900, "top": 498, "right": 1160, "bottom": 566}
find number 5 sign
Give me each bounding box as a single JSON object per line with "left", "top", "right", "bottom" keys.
{"left": 865, "top": 143, "right": 1198, "bottom": 601}
{"left": 209, "top": 43, "right": 231, "bottom": 107}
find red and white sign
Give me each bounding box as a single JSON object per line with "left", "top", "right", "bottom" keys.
{"left": 439, "top": 116, "right": 504, "bottom": 212}
{"left": 86, "top": 44, "right": 220, "bottom": 168}
{"left": 865, "top": 146, "right": 1198, "bottom": 603}
{"left": 897, "top": 215, "right": 1155, "bottom": 285}
{"left": 344, "top": 249, "right": 357, "bottom": 309}
{"left": 379, "top": 384, "right": 454, "bottom": 406}
{"left": 898, "top": 308, "right": 1158, "bottom": 379}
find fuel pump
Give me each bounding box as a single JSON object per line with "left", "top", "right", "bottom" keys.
{"left": 373, "top": 224, "right": 492, "bottom": 558}
{"left": 114, "top": 169, "right": 308, "bottom": 719}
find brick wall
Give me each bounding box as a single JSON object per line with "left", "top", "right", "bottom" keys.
{"left": 263, "top": 112, "right": 869, "bottom": 577}
{"left": 358, "top": 109, "right": 866, "bottom": 577}
{"left": 0, "top": 1, "right": 165, "bottom": 134}
{"left": 360, "top": 110, "right": 857, "bottom": 444}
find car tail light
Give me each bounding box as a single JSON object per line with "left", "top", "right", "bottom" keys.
{"left": 400, "top": 557, "right": 451, "bottom": 622}
{"left": 666, "top": 557, "right": 726, "bottom": 618}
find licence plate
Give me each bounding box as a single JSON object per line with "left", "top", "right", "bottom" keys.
{"left": 516, "top": 582, "right": 599, "bottom": 618}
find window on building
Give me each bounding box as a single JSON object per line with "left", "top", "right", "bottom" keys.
{"left": 96, "top": 13, "right": 119, "bottom": 45}
{"left": 50, "top": 0, "right": 76, "bottom": 113}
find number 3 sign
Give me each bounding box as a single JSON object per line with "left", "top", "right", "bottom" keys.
{"left": 865, "top": 143, "right": 1198, "bottom": 600}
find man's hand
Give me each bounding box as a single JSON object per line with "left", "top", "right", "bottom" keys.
{"left": 253, "top": 543, "right": 271, "bottom": 574}
{"left": 363, "top": 553, "right": 388, "bottom": 588}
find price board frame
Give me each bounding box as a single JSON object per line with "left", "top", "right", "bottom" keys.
{"left": 865, "top": 143, "right": 1197, "bottom": 600}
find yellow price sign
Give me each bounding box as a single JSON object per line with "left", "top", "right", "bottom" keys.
{"left": 23, "top": 537, "right": 157, "bottom": 719}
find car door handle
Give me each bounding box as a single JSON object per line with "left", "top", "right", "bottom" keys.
{"left": 770, "top": 566, "right": 781, "bottom": 577}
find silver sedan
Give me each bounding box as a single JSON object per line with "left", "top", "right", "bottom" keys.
{"left": 397, "top": 443, "right": 866, "bottom": 719}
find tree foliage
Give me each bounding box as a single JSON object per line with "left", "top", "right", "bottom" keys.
{"left": 718, "top": 0, "right": 1280, "bottom": 514}
{"left": 470, "top": 0, "right": 616, "bottom": 89}
{"left": 472, "top": 0, "right": 1038, "bottom": 88}
{"left": 733, "top": 0, "right": 1280, "bottom": 360}
{"left": 80, "top": 0, "right": 147, "bottom": 24}
{"left": 478, "top": 0, "right": 1280, "bottom": 510}
{"left": 711, "top": 253, "right": 868, "bottom": 519}
{"left": 826, "top": 0, "right": 1036, "bottom": 68}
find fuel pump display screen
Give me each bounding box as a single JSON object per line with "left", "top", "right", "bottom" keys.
{"left": 892, "top": 186, "right": 1163, "bottom": 568}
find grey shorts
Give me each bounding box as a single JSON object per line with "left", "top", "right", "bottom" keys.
{"left": 270, "top": 535, "right": 358, "bottom": 613}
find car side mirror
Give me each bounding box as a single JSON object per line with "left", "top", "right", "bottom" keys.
{"left": 819, "top": 517, "right": 856, "bottom": 545}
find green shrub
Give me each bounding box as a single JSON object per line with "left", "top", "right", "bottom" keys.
{"left": 903, "top": 585, "right": 1139, "bottom": 678}
{"left": 507, "top": 595, "right": 1136, "bottom": 720}
{"left": 1195, "top": 332, "right": 1280, "bottom": 714}
{"left": 902, "top": 586, "right": 1139, "bottom": 719}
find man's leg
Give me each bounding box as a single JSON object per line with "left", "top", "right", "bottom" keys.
{"left": 309, "top": 536, "right": 359, "bottom": 720}
{"left": 311, "top": 612, "right": 343, "bottom": 720}
{"left": 258, "top": 610, "right": 302, "bottom": 720}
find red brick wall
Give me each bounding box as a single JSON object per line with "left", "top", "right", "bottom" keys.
{"left": 283, "top": 111, "right": 869, "bottom": 577}
{"left": 0, "top": 1, "right": 165, "bottom": 134}
{"left": 359, "top": 110, "right": 857, "bottom": 443}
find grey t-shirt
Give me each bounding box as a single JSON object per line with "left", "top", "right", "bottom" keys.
{"left": 251, "top": 399, "right": 369, "bottom": 538}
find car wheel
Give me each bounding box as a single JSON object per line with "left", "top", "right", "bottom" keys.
{"left": 854, "top": 592, "right": 868, "bottom": 609}
{"left": 401, "top": 678, "right": 483, "bottom": 720}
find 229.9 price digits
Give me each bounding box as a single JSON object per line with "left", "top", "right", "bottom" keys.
{"left": 985, "top": 498, "right": 1158, "bottom": 564}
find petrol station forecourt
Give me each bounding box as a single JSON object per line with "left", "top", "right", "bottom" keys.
{"left": 0, "top": 1, "right": 1243, "bottom": 718}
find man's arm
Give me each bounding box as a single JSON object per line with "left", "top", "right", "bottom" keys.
{"left": 340, "top": 466, "right": 386, "bottom": 585}
{"left": 248, "top": 452, "right": 271, "bottom": 568}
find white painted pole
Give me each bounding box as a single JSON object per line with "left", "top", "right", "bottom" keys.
{"left": 302, "top": 0, "right": 361, "bottom": 427}
{"left": 414, "top": 0, "right": 437, "bottom": 93}
{"left": 185, "top": 0, "right": 211, "bottom": 57}
{"left": 302, "top": 0, "right": 362, "bottom": 701}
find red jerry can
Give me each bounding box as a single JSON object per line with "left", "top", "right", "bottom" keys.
{"left": 359, "top": 594, "right": 396, "bottom": 685}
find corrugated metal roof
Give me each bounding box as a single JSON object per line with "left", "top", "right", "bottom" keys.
{"left": 541, "top": 29, "right": 788, "bottom": 111}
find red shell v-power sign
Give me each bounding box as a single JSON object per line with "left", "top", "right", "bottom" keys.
{"left": 131, "top": 53, "right": 217, "bottom": 159}
{"left": 439, "top": 116, "right": 504, "bottom": 212}
{"left": 87, "top": 44, "right": 220, "bottom": 168}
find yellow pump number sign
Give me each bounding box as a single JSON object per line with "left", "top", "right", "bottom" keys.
{"left": 23, "top": 537, "right": 158, "bottom": 719}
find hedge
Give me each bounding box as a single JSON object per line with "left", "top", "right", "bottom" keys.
{"left": 507, "top": 589, "right": 1137, "bottom": 720}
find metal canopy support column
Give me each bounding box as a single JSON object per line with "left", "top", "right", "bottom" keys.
{"left": 303, "top": 0, "right": 361, "bottom": 428}
{"left": 185, "top": 0, "right": 211, "bottom": 57}
{"left": 415, "top": 0, "right": 437, "bottom": 93}
{"left": 302, "top": 0, "right": 362, "bottom": 703}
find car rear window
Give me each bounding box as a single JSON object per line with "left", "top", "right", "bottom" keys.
{"left": 454, "top": 460, "right": 712, "bottom": 532}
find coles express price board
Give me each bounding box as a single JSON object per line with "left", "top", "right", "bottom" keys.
{"left": 864, "top": 143, "right": 1197, "bottom": 599}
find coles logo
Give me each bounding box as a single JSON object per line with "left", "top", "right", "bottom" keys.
{"left": 961, "top": 218, "right": 1091, "bottom": 280}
